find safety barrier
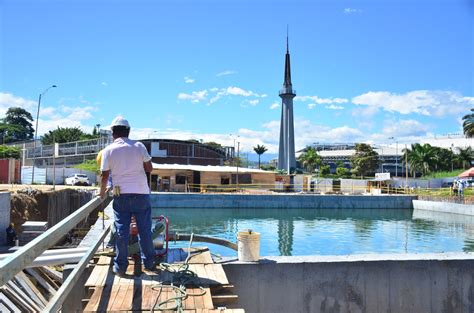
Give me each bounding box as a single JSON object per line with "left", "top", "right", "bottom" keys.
{"left": 183, "top": 183, "right": 473, "bottom": 199}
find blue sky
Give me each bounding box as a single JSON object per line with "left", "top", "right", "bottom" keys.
{"left": 1, "top": 0, "right": 473, "bottom": 158}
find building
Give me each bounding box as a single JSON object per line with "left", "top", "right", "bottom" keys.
{"left": 140, "top": 139, "right": 233, "bottom": 166}
{"left": 150, "top": 163, "right": 276, "bottom": 192}
{"left": 278, "top": 36, "right": 296, "bottom": 172}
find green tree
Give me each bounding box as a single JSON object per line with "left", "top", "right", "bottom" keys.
{"left": 456, "top": 147, "right": 473, "bottom": 169}
{"left": 0, "top": 145, "right": 21, "bottom": 159}
{"left": 1, "top": 107, "right": 34, "bottom": 143}
{"left": 336, "top": 167, "right": 351, "bottom": 178}
{"left": 319, "top": 164, "right": 331, "bottom": 176}
{"left": 350, "top": 143, "right": 379, "bottom": 177}
{"left": 403, "top": 143, "right": 437, "bottom": 176}
{"left": 431, "top": 146, "right": 456, "bottom": 172}
{"left": 462, "top": 108, "right": 474, "bottom": 138}
{"left": 41, "top": 126, "right": 94, "bottom": 145}
{"left": 74, "top": 159, "right": 99, "bottom": 173}
{"left": 204, "top": 141, "right": 223, "bottom": 150}
{"left": 253, "top": 144, "right": 268, "bottom": 169}
{"left": 0, "top": 123, "right": 22, "bottom": 144}
{"left": 298, "top": 146, "right": 321, "bottom": 173}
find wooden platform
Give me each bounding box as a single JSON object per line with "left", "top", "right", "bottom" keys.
{"left": 83, "top": 247, "right": 243, "bottom": 312}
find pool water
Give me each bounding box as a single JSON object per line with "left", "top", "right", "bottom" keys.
{"left": 152, "top": 208, "right": 474, "bottom": 257}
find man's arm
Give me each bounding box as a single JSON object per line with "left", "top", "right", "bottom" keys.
{"left": 143, "top": 161, "right": 152, "bottom": 173}
{"left": 99, "top": 170, "right": 110, "bottom": 198}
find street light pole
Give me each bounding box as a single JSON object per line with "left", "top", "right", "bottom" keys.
{"left": 32, "top": 85, "right": 57, "bottom": 185}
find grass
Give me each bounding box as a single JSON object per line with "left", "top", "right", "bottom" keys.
{"left": 420, "top": 169, "right": 465, "bottom": 179}
{"left": 413, "top": 187, "right": 474, "bottom": 197}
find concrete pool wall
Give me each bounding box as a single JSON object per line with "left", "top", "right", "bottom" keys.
{"left": 151, "top": 193, "right": 417, "bottom": 209}
{"left": 223, "top": 253, "right": 474, "bottom": 313}
{"left": 413, "top": 199, "right": 474, "bottom": 216}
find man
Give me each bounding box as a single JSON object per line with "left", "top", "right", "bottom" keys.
{"left": 99, "top": 116, "right": 155, "bottom": 275}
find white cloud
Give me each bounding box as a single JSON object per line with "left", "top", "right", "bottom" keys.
{"left": 0, "top": 92, "right": 37, "bottom": 117}
{"left": 295, "top": 95, "right": 349, "bottom": 108}
{"left": 0, "top": 92, "right": 99, "bottom": 136}
{"left": 184, "top": 76, "right": 195, "bottom": 84}
{"left": 216, "top": 70, "right": 237, "bottom": 77}
{"left": 325, "top": 104, "right": 344, "bottom": 110}
{"left": 270, "top": 102, "right": 280, "bottom": 110}
{"left": 101, "top": 82, "right": 108, "bottom": 86}
{"left": 177, "top": 90, "right": 208, "bottom": 103}
{"left": 352, "top": 90, "right": 474, "bottom": 117}
{"left": 382, "top": 119, "right": 430, "bottom": 137}
{"left": 178, "top": 86, "right": 265, "bottom": 105}
{"left": 344, "top": 8, "right": 362, "bottom": 14}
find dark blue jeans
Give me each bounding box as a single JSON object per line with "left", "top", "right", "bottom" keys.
{"left": 112, "top": 194, "right": 155, "bottom": 272}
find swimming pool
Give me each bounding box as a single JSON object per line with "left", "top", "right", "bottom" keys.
{"left": 152, "top": 208, "right": 474, "bottom": 257}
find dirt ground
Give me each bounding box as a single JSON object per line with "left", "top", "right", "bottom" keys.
{"left": 4, "top": 185, "right": 98, "bottom": 234}
{"left": 10, "top": 191, "right": 48, "bottom": 234}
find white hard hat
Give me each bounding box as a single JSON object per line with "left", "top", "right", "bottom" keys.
{"left": 110, "top": 116, "right": 130, "bottom": 129}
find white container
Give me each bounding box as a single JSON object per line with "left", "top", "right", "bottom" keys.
{"left": 237, "top": 229, "right": 260, "bottom": 262}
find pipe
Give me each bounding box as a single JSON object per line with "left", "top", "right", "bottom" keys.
{"left": 168, "top": 233, "right": 238, "bottom": 251}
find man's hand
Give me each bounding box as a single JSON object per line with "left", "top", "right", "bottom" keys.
{"left": 99, "top": 170, "right": 110, "bottom": 199}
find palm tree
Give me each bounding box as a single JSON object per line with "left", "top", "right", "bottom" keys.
{"left": 456, "top": 147, "right": 473, "bottom": 169}
{"left": 298, "top": 146, "right": 321, "bottom": 173}
{"left": 463, "top": 108, "right": 474, "bottom": 138}
{"left": 253, "top": 144, "right": 268, "bottom": 169}
{"left": 403, "top": 143, "right": 436, "bottom": 176}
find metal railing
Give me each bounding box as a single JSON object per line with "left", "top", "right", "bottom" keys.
{"left": 0, "top": 196, "right": 108, "bottom": 311}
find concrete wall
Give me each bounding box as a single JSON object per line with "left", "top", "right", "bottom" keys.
{"left": 0, "top": 192, "right": 10, "bottom": 244}
{"left": 150, "top": 193, "right": 416, "bottom": 209}
{"left": 413, "top": 200, "right": 474, "bottom": 216}
{"left": 223, "top": 254, "right": 474, "bottom": 313}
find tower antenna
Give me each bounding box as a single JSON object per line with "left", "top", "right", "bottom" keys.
{"left": 286, "top": 25, "right": 289, "bottom": 52}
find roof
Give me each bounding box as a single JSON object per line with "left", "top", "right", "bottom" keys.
{"left": 458, "top": 167, "right": 474, "bottom": 178}
{"left": 151, "top": 163, "right": 275, "bottom": 174}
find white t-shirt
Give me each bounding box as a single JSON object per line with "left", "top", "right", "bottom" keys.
{"left": 101, "top": 137, "right": 152, "bottom": 194}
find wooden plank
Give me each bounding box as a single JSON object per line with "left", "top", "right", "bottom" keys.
{"left": 24, "top": 268, "right": 57, "bottom": 295}
{"left": 120, "top": 276, "right": 135, "bottom": 310}
{"left": 203, "top": 264, "right": 219, "bottom": 284}
{"left": 194, "top": 264, "right": 209, "bottom": 286}
{"left": 4, "top": 283, "right": 38, "bottom": 312}
{"left": 15, "top": 272, "right": 48, "bottom": 306}
{"left": 39, "top": 266, "right": 62, "bottom": 283}
{"left": 211, "top": 264, "right": 229, "bottom": 285}
{"left": 37, "top": 267, "right": 60, "bottom": 289}
{"left": 93, "top": 266, "right": 116, "bottom": 312}
{"left": 183, "top": 287, "right": 195, "bottom": 309}
{"left": 119, "top": 276, "right": 134, "bottom": 310}
{"left": 202, "top": 287, "right": 214, "bottom": 309}
{"left": 130, "top": 277, "right": 143, "bottom": 311}
{"left": 84, "top": 265, "right": 100, "bottom": 287}
{"left": 191, "top": 286, "right": 204, "bottom": 309}
{"left": 0, "top": 290, "right": 22, "bottom": 313}
{"left": 211, "top": 294, "right": 239, "bottom": 306}
{"left": 210, "top": 284, "right": 234, "bottom": 294}
{"left": 106, "top": 275, "right": 123, "bottom": 311}
{"left": 83, "top": 286, "right": 103, "bottom": 312}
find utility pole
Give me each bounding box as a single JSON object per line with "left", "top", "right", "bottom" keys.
{"left": 236, "top": 141, "right": 240, "bottom": 192}
{"left": 405, "top": 144, "right": 408, "bottom": 189}
{"left": 32, "top": 85, "right": 57, "bottom": 184}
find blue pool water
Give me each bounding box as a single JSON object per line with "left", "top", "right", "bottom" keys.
{"left": 152, "top": 208, "right": 474, "bottom": 257}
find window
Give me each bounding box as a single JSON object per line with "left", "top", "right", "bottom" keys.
{"left": 176, "top": 175, "right": 187, "bottom": 185}
{"left": 221, "top": 177, "right": 230, "bottom": 185}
